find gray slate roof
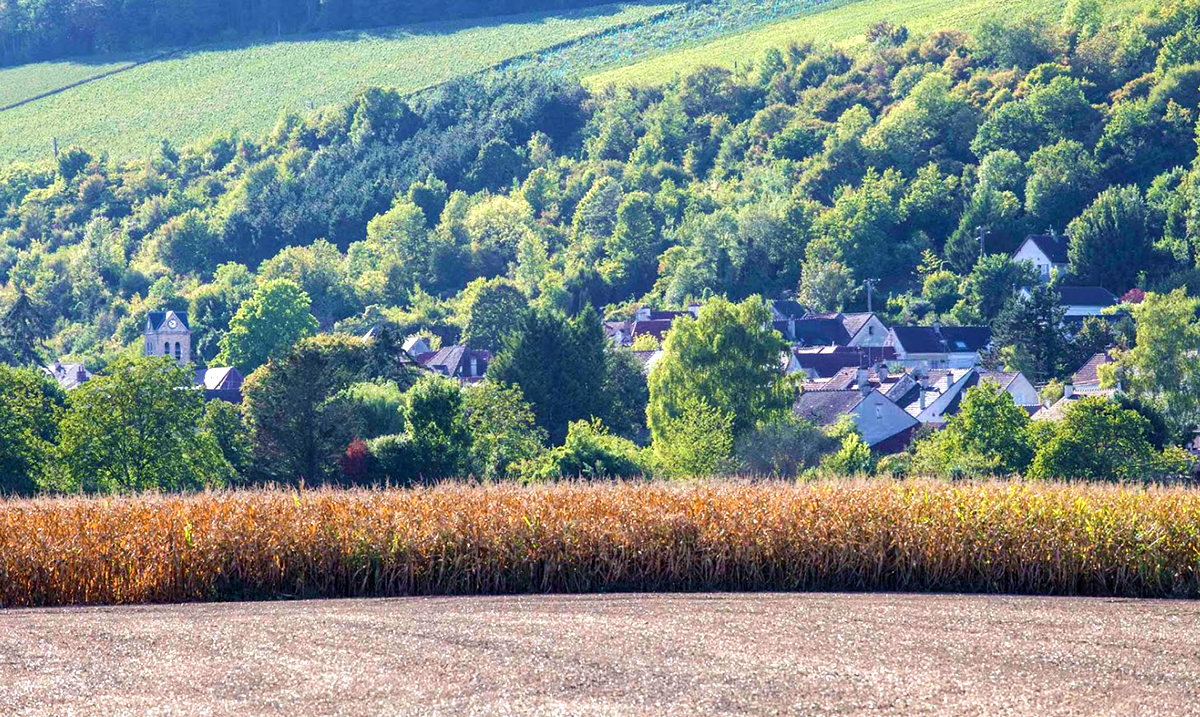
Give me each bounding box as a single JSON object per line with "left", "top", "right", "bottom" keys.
{"left": 1058, "top": 286, "right": 1118, "bottom": 307}
{"left": 793, "top": 390, "right": 864, "bottom": 426}
{"left": 146, "top": 310, "right": 190, "bottom": 332}
{"left": 1024, "top": 234, "right": 1070, "bottom": 264}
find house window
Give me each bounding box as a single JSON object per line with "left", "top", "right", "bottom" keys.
{"left": 875, "top": 404, "right": 882, "bottom": 420}
{"left": 868, "top": 326, "right": 874, "bottom": 336}
{"left": 175, "top": 342, "right": 181, "bottom": 360}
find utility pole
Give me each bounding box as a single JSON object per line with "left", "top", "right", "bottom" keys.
{"left": 863, "top": 278, "right": 878, "bottom": 313}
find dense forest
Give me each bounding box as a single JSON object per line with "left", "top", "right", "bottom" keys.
{"left": 4, "top": 1, "right": 1200, "bottom": 379}
{"left": 0, "top": 0, "right": 634, "bottom": 66}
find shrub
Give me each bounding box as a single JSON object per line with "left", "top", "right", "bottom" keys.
{"left": 733, "top": 416, "right": 835, "bottom": 477}
{"left": 367, "top": 434, "right": 419, "bottom": 485}
{"left": 518, "top": 419, "right": 649, "bottom": 481}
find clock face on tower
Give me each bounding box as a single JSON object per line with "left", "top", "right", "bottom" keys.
{"left": 168, "top": 319, "right": 178, "bottom": 329}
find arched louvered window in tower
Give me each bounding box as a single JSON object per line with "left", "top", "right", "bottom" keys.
{"left": 175, "top": 342, "right": 181, "bottom": 361}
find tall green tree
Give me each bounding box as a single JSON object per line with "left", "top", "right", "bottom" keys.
{"left": 1029, "top": 397, "right": 1160, "bottom": 481}
{"left": 55, "top": 357, "right": 231, "bottom": 493}
{"left": 487, "top": 305, "right": 610, "bottom": 444}
{"left": 402, "top": 374, "right": 473, "bottom": 479}
{"left": 1109, "top": 288, "right": 1200, "bottom": 440}
{"left": 0, "top": 292, "right": 50, "bottom": 367}
{"left": 912, "top": 381, "right": 1034, "bottom": 477}
{"left": 462, "top": 381, "right": 546, "bottom": 479}
{"left": 992, "top": 285, "right": 1070, "bottom": 383}
{"left": 217, "top": 278, "right": 319, "bottom": 373}
{"left": 241, "top": 334, "right": 369, "bottom": 483}
{"left": 0, "top": 365, "right": 63, "bottom": 495}
{"left": 647, "top": 296, "right": 789, "bottom": 457}
{"left": 459, "top": 277, "right": 528, "bottom": 352}
{"left": 1067, "top": 185, "right": 1157, "bottom": 294}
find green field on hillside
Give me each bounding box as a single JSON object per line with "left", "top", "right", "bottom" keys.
{"left": 586, "top": 0, "right": 1149, "bottom": 88}
{"left": 0, "top": 2, "right": 674, "bottom": 163}
{"left": 0, "top": 53, "right": 156, "bottom": 109}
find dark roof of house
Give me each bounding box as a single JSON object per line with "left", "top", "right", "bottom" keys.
{"left": 646, "top": 310, "right": 687, "bottom": 321}
{"left": 1058, "top": 286, "right": 1118, "bottom": 307}
{"left": 940, "top": 327, "right": 991, "bottom": 353}
{"left": 1023, "top": 234, "right": 1070, "bottom": 264}
{"left": 772, "top": 299, "right": 807, "bottom": 319}
{"left": 1072, "top": 352, "right": 1111, "bottom": 386}
{"left": 793, "top": 317, "right": 851, "bottom": 346}
{"left": 195, "top": 367, "right": 244, "bottom": 391}
{"left": 417, "top": 346, "right": 491, "bottom": 377}
{"left": 890, "top": 326, "right": 990, "bottom": 354}
{"left": 631, "top": 319, "right": 675, "bottom": 340}
{"left": 888, "top": 327, "right": 942, "bottom": 354}
{"left": 793, "top": 390, "right": 865, "bottom": 426}
{"left": 841, "top": 313, "right": 877, "bottom": 339}
{"left": 791, "top": 346, "right": 863, "bottom": 377}
{"left": 146, "top": 310, "right": 190, "bottom": 332}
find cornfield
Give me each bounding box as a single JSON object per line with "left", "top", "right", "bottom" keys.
{"left": 3, "top": 479, "right": 1200, "bottom": 607}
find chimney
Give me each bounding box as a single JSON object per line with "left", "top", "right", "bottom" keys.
{"left": 919, "top": 373, "right": 930, "bottom": 410}
{"left": 876, "top": 363, "right": 889, "bottom": 384}
{"left": 856, "top": 358, "right": 870, "bottom": 396}
{"left": 636, "top": 306, "right": 651, "bottom": 322}
{"left": 932, "top": 319, "right": 942, "bottom": 334}
{"left": 1063, "top": 383, "right": 1075, "bottom": 400}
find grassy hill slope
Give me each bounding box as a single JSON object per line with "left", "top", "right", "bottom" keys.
{"left": 586, "top": 0, "right": 1150, "bottom": 88}
{"left": 0, "top": 2, "right": 674, "bottom": 163}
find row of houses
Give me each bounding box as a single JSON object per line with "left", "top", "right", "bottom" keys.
{"left": 43, "top": 311, "right": 247, "bottom": 402}
{"left": 39, "top": 234, "right": 1125, "bottom": 460}
{"left": 794, "top": 353, "right": 1115, "bottom": 453}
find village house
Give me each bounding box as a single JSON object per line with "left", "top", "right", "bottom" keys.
{"left": 195, "top": 367, "right": 245, "bottom": 403}
{"left": 41, "top": 360, "right": 91, "bottom": 390}
{"left": 785, "top": 345, "right": 891, "bottom": 380}
{"left": 898, "top": 368, "right": 1039, "bottom": 426}
{"left": 885, "top": 323, "right": 991, "bottom": 370}
{"left": 1057, "top": 286, "right": 1120, "bottom": 320}
{"left": 631, "top": 349, "right": 664, "bottom": 375}
{"left": 410, "top": 343, "right": 491, "bottom": 384}
{"left": 1033, "top": 352, "right": 1119, "bottom": 422}
{"left": 793, "top": 371, "right": 920, "bottom": 454}
{"left": 1012, "top": 233, "right": 1069, "bottom": 282}
{"left": 1069, "top": 351, "right": 1114, "bottom": 395}
{"left": 804, "top": 312, "right": 890, "bottom": 348}
{"left": 769, "top": 299, "right": 806, "bottom": 339}
{"left": 604, "top": 304, "right": 702, "bottom": 347}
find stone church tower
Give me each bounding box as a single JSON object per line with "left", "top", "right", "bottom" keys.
{"left": 144, "top": 310, "right": 191, "bottom": 366}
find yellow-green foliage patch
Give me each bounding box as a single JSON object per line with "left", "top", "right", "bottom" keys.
{"left": 586, "top": 0, "right": 1149, "bottom": 88}
{"left": 0, "top": 2, "right": 674, "bottom": 163}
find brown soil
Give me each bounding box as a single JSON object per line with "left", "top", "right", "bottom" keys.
{"left": 2, "top": 592, "right": 1197, "bottom": 716}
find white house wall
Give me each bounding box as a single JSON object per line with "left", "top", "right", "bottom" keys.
{"left": 1012, "top": 240, "right": 1062, "bottom": 282}
{"left": 852, "top": 390, "right": 919, "bottom": 447}
{"left": 847, "top": 316, "right": 890, "bottom": 348}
